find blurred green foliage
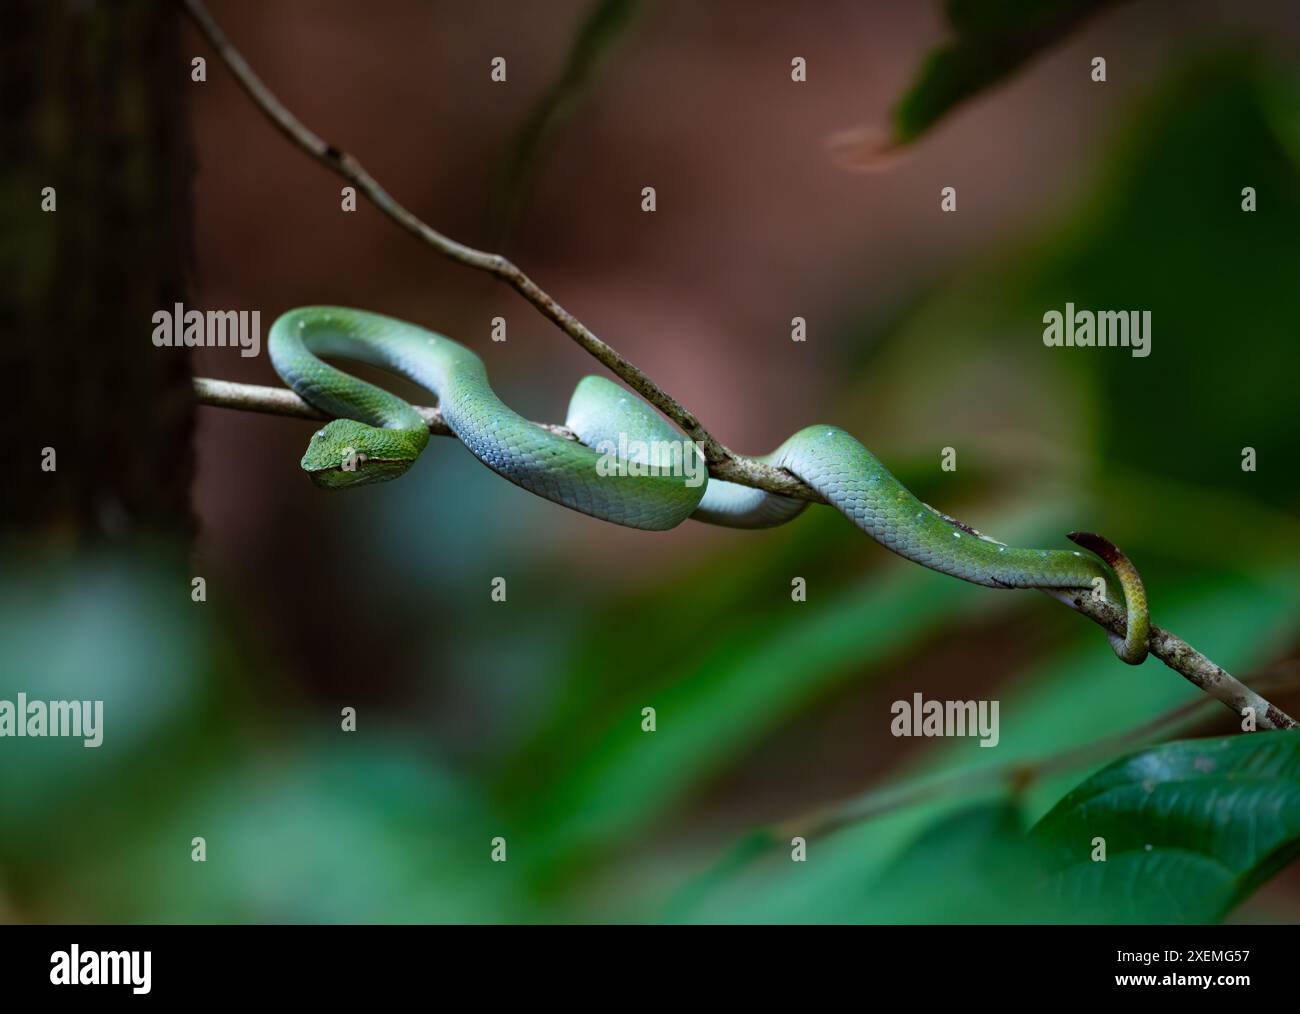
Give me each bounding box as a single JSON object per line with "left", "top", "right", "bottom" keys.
{"left": 491, "top": 0, "right": 644, "bottom": 237}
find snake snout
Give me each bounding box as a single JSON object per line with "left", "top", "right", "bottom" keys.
{"left": 305, "top": 453, "right": 415, "bottom": 490}
{"left": 300, "top": 419, "right": 416, "bottom": 490}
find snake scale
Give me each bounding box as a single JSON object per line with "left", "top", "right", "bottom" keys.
{"left": 268, "top": 306, "right": 1149, "bottom": 664}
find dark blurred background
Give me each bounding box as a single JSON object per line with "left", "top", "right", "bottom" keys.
{"left": 4, "top": 0, "right": 1300, "bottom": 922}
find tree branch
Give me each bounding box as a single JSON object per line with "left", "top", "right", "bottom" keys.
{"left": 193, "top": 377, "right": 575, "bottom": 440}
{"left": 1044, "top": 589, "right": 1296, "bottom": 730}
{"left": 182, "top": 0, "right": 1297, "bottom": 731}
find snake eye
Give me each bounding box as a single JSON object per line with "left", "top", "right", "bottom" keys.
{"left": 337, "top": 447, "right": 371, "bottom": 471}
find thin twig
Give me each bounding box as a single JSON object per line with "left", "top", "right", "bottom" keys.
{"left": 193, "top": 377, "right": 575, "bottom": 440}
{"left": 182, "top": 0, "right": 1297, "bottom": 731}
{"left": 1044, "top": 589, "right": 1295, "bottom": 729}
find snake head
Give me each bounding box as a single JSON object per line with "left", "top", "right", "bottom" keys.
{"left": 301, "top": 419, "right": 419, "bottom": 489}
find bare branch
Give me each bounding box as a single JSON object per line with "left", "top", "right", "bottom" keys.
{"left": 193, "top": 377, "right": 574, "bottom": 440}
{"left": 1046, "top": 590, "right": 1295, "bottom": 729}
{"left": 182, "top": 0, "right": 1297, "bottom": 731}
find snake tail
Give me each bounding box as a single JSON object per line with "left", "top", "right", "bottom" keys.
{"left": 1065, "top": 531, "right": 1150, "bottom": 664}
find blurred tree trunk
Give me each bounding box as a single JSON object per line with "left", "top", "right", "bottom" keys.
{"left": 2, "top": 0, "right": 195, "bottom": 544}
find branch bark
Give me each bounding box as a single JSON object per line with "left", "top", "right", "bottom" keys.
{"left": 182, "top": 0, "right": 1297, "bottom": 731}
{"left": 193, "top": 377, "right": 575, "bottom": 440}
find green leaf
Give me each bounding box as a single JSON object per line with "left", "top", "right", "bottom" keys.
{"left": 1031, "top": 730, "right": 1300, "bottom": 922}
{"left": 685, "top": 733, "right": 1300, "bottom": 924}
{"left": 856, "top": 729, "right": 1300, "bottom": 924}
{"left": 891, "top": 0, "right": 1119, "bottom": 144}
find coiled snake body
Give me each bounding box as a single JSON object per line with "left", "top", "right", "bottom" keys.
{"left": 269, "top": 307, "right": 1149, "bottom": 664}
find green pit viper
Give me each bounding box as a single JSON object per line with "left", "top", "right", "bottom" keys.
{"left": 268, "top": 306, "right": 1149, "bottom": 664}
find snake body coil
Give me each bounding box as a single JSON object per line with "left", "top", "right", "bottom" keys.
{"left": 269, "top": 307, "right": 1149, "bottom": 664}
